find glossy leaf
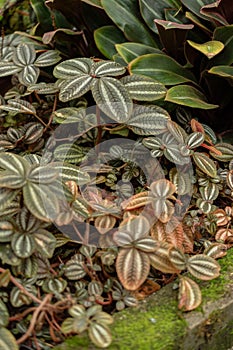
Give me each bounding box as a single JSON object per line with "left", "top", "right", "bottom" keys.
{"left": 13, "top": 43, "right": 36, "bottom": 66}
{"left": 54, "top": 58, "right": 93, "bottom": 79}
{"left": 89, "top": 323, "right": 112, "bottom": 348}
{"left": 193, "top": 152, "right": 217, "bottom": 178}
{"left": 34, "top": 229, "right": 56, "bottom": 258}
{"left": 212, "top": 25, "right": 233, "bottom": 65}
{"left": 34, "top": 50, "right": 61, "bottom": 67}
{"left": 116, "top": 248, "right": 150, "bottom": 290}
{"left": 149, "top": 243, "right": 179, "bottom": 273}
{"left": 93, "top": 61, "right": 126, "bottom": 77}
{"left": 94, "top": 25, "right": 126, "bottom": 59}
{"left": 129, "top": 53, "right": 196, "bottom": 85}
{"left": 95, "top": 215, "right": 116, "bottom": 234}
{"left": 139, "top": 0, "right": 170, "bottom": 33}
{"left": 178, "top": 276, "right": 202, "bottom": 311}
{"left": 210, "top": 143, "right": 233, "bottom": 161}
{"left": 101, "top": 0, "right": 157, "bottom": 47}
{"left": 18, "top": 65, "right": 40, "bottom": 86}
{"left": 59, "top": 76, "right": 93, "bottom": 102}
{"left": 169, "top": 247, "right": 187, "bottom": 270}
{"left": 208, "top": 65, "right": 233, "bottom": 80}
{"left": 0, "top": 99, "right": 36, "bottom": 115}
{"left": 0, "top": 299, "right": 9, "bottom": 327}
{"left": 0, "top": 328, "right": 19, "bottom": 350}
{"left": 165, "top": 85, "right": 219, "bottom": 109}
{"left": 0, "top": 62, "right": 21, "bottom": 76}
{"left": 116, "top": 42, "right": 161, "bottom": 63}
{"left": 187, "top": 254, "right": 220, "bottom": 280}
{"left": 187, "top": 40, "right": 224, "bottom": 59}
{"left": 11, "top": 232, "right": 35, "bottom": 258}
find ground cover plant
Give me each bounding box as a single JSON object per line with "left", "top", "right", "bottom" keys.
{"left": 0, "top": 0, "right": 232, "bottom": 349}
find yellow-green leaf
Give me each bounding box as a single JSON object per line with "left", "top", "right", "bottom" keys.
{"left": 187, "top": 40, "right": 224, "bottom": 59}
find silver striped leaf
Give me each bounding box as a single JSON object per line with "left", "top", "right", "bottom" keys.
{"left": 227, "top": 170, "right": 233, "bottom": 190}
{"left": 91, "top": 77, "right": 133, "bottom": 122}
{"left": 34, "top": 229, "right": 56, "bottom": 258}
{"left": 0, "top": 171, "right": 26, "bottom": 189}
{"left": 196, "top": 198, "right": 213, "bottom": 214}
{"left": 27, "top": 82, "right": 59, "bottom": 94}
{"left": 27, "top": 165, "right": 59, "bottom": 184}
{"left": 121, "top": 75, "right": 166, "bottom": 101}
{"left": 0, "top": 221, "right": 14, "bottom": 242}
{"left": 0, "top": 244, "right": 21, "bottom": 266}
{"left": 91, "top": 311, "right": 114, "bottom": 325}
{"left": 88, "top": 323, "right": 112, "bottom": 349}
{"left": 10, "top": 284, "right": 37, "bottom": 307}
{"left": 23, "top": 183, "right": 60, "bottom": 221}
{"left": 0, "top": 152, "right": 29, "bottom": 175}
{"left": 18, "top": 65, "right": 40, "bottom": 86}
{"left": 187, "top": 254, "right": 220, "bottom": 280}
{"left": 115, "top": 216, "right": 151, "bottom": 245}
{"left": 64, "top": 260, "right": 86, "bottom": 280}
{"left": 149, "top": 242, "right": 179, "bottom": 274}
{"left": 24, "top": 123, "right": 44, "bottom": 144}
{"left": 79, "top": 245, "right": 97, "bottom": 258}
{"left": 0, "top": 299, "right": 9, "bottom": 327}
{"left": 0, "top": 188, "right": 19, "bottom": 211}
{"left": 53, "top": 107, "right": 85, "bottom": 124}
{"left": 53, "top": 162, "right": 90, "bottom": 185}
{"left": 93, "top": 61, "right": 126, "bottom": 77}
{"left": 127, "top": 105, "right": 170, "bottom": 135}
{"left": 88, "top": 280, "right": 103, "bottom": 296}
{"left": 150, "top": 179, "right": 176, "bottom": 198}
{"left": 59, "top": 75, "right": 93, "bottom": 102}
{"left": 169, "top": 168, "right": 192, "bottom": 195}
{"left": 42, "top": 277, "right": 67, "bottom": 294}
{"left": 7, "top": 127, "right": 24, "bottom": 143}
{"left": 61, "top": 318, "right": 77, "bottom": 334}
{"left": 0, "top": 99, "right": 36, "bottom": 115}
{"left": 11, "top": 255, "right": 38, "bottom": 278}
{"left": 178, "top": 276, "right": 202, "bottom": 311}
{"left": 202, "top": 123, "right": 217, "bottom": 144}
{"left": 68, "top": 304, "right": 86, "bottom": 318}
{"left": 204, "top": 243, "right": 227, "bottom": 259}
{"left": 186, "top": 132, "right": 204, "bottom": 149}
{"left": 13, "top": 43, "right": 36, "bottom": 66}
{"left": 116, "top": 248, "right": 150, "bottom": 290}
{"left": 193, "top": 152, "right": 217, "bottom": 178}
{"left": 0, "top": 61, "right": 21, "bottom": 77}
{"left": 34, "top": 50, "right": 61, "bottom": 67}
{"left": 169, "top": 247, "right": 187, "bottom": 270}
{"left": 53, "top": 58, "right": 93, "bottom": 79}
{"left": 11, "top": 232, "right": 35, "bottom": 258}
{"left": 0, "top": 328, "right": 19, "bottom": 350}
{"left": 54, "top": 143, "right": 89, "bottom": 164}
{"left": 210, "top": 143, "right": 233, "bottom": 162}
{"left": 134, "top": 237, "right": 157, "bottom": 252}
{"left": 94, "top": 214, "right": 116, "bottom": 234}
{"left": 72, "top": 198, "right": 90, "bottom": 219}
{"left": 199, "top": 183, "right": 219, "bottom": 201}
{"left": 0, "top": 199, "right": 20, "bottom": 218}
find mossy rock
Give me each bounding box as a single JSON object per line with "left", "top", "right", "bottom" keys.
{"left": 54, "top": 249, "right": 233, "bottom": 350}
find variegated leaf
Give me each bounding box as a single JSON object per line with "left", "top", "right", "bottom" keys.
{"left": 69, "top": 304, "right": 86, "bottom": 318}
{"left": 193, "top": 152, "right": 217, "bottom": 178}
{"left": 24, "top": 123, "right": 44, "bottom": 144}
{"left": 27, "top": 165, "right": 59, "bottom": 184}
{"left": 169, "top": 247, "right": 187, "bottom": 270}
{"left": 215, "top": 228, "right": 233, "bottom": 242}
{"left": 34, "top": 50, "right": 61, "bottom": 67}
{"left": 186, "top": 132, "right": 204, "bottom": 149}
{"left": 0, "top": 327, "right": 19, "bottom": 350}
{"left": 54, "top": 144, "right": 88, "bottom": 164}
{"left": 178, "top": 276, "right": 202, "bottom": 311}
{"left": 116, "top": 248, "right": 150, "bottom": 290}
{"left": 34, "top": 229, "right": 56, "bottom": 258}
{"left": 187, "top": 254, "right": 220, "bottom": 280}
{"left": 91, "top": 77, "right": 133, "bottom": 122}
{"left": 18, "top": 65, "right": 40, "bottom": 86}
{"left": 149, "top": 243, "right": 179, "bottom": 274}
{"left": 42, "top": 277, "right": 67, "bottom": 294}
{"left": 0, "top": 269, "right": 11, "bottom": 287}
{"left": 0, "top": 61, "right": 21, "bottom": 76}
{"left": 169, "top": 168, "right": 192, "bottom": 195}
{"left": 0, "top": 152, "right": 29, "bottom": 175}
{"left": 59, "top": 76, "right": 93, "bottom": 102}
{"left": 64, "top": 260, "right": 86, "bottom": 280}
{"left": 27, "top": 82, "right": 59, "bottom": 94}
{"left": 121, "top": 191, "right": 151, "bottom": 210}
{"left": 53, "top": 162, "right": 90, "bottom": 185}
{"left": 13, "top": 43, "right": 36, "bottom": 66}
{"left": 94, "top": 215, "right": 116, "bottom": 234}
{"left": 0, "top": 99, "right": 36, "bottom": 115}
{"left": 0, "top": 221, "right": 14, "bottom": 243}
{"left": 199, "top": 183, "right": 219, "bottom": 201}
{"left": 0, "top": 299, "right": 9, "bottom": 327}
{"left": 10, "top": 284, "right": 37, "bottom": 307}
{"left": 150, "top": 179, "right": 176, "bottom": 198}
{"left": 0, "top": 199, "right": 20, "bottom": 218}
{"left": 11, "top": 232, "right": 35, "bottom": 258}
{"left": 53, "top": 58, "right": 93, "bottom": 79}
{"left": 210, "top": 143, "right": 233, "bottom": 162}
{"left": 134, "top": 237, "right": 157, "bottom": 252}
{"left": 213, "top": 209, "right": 230, "bottom": 226}
{"left": 127, "top": 105, "right": 170, "bottom": 135}
{"left": 121, "top": 75, "right": 166, "bottom": 101}
{"left": 23, "top": 183, "right": 59, "bottom": 221}
{"left": 93, "top": 61, "right": 126, "bottom": 77}
{"left": 88, "top": 323, "right": 112, "bottom": 349}
{"left": 227, "top": 170, "right": 233, "bottom": 190}
{"left": 12, "top": 255, "right": 38, "bottom": 278}
{"left": 53, "top": 107, "right": 85, "bottom": 124}
{"left": 0, "top": 171, "right": 26, "bottom": 189}
{"left": 88, "top": 280, "right": 104, "bottom": 296}
{"left": 204, "top": 243, "right": 227, "bottom": 259}
{"left": 152, "top": 199, "right": 174, "bottom": 223}
{"left": 116, "top": 216, "right": 151, "bottom": 244}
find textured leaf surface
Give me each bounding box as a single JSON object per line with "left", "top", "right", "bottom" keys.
{"left": 193, "top": 152, "right": 217, "bottom": 178}
{"left": 116, "top": 42, "right": 161, "bottom": 63}
{"left": 89, "top": 323, "right": 112, "bottom": 348}
{"left": 187, "top": 40, "right": 224, "bottom": 59}
{"left": 0, "top": 327, "right": 19, "bottom": 350}
{"left": 54, "top": 58, "right": 93, "bottom": 79}
{"left": 94, "top": 26, "right": 126, "bottom": 59}
{"left": 178, "top": 276, "right": 202, "bottom": 311}
{"left": 187, "top": 254, "right": 220, "bottom": 280}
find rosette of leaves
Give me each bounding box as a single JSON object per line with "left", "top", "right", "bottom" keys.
{"left": 0, "top": 42, "right": 61, "bottom": 86}
{"left": 53, "top": 57, "right": 166, "bottom": 122}
{"left": 61, "top": 304, "right": 113, "bottom": 348}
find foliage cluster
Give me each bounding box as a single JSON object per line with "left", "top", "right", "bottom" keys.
{"left": 0, "top": 0, "right": 232, "bottom": 349}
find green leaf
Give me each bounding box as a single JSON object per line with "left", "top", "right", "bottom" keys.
{"left": 139, "top": 0, "right": 170, "bottom": 33}
{"left": 13, "top": 43, "right": 36, "bottom": 66}
{"left": 178, "top": 276, "right": 202, "bottom": 311}
{"left": 0, "top": 152, "right": 29, "bottom": 176}
{"left": 208, "top": 65, "right": 233, "bottom": 80}
{"left": 0, "top": 99, "right": 36, "bottom": 115}
{"left": 129, "top": 54, "right": 196, "bottom": 85}
{"left": 165, "top": 85, "right": 219, "bottom": 109}
{"left": 186, "top": 132, "right": 205, "bottom": 149}
{"left": 0, "top": 188, "right": 19, "bottom": 211}
{"left": 200, "top": 0, "right": 232, "bottom": 26}
{"left": 54, "top": 144, "right": 88, "bottom": 164}
{"left": 34, "top": 229, "right": 56, "bottom": 258}
{"left": 91, "top": 77, "right": 133, "bottom": 122}
{"left": 187, "top": 40, "right": 224, "bottom": 59}
{"left": 93, "top": 61, "right": 126, "bottom": 77}
{"left": 101, "top": 0, "right": 157, "bottom": 47}
{"left": 116, "top": 42, "right": 161, "bottom": 63}
{"left": 149, "top": 243, "right": 179, "bottom": 273}
{"left": 27, "top": 82, "right": 59, "bottom": 94}
{"left": 0, "top": 300, "right": 9, "bottom": 327}
{"left": 0, "top": 327, "right": 19, "bottom": 350}
{"left": 81, "top": 0, "right": 103, "bottom": 8}
{"left": 0, "top": 171, "right": 26, "bottom": 189}
{"left": 18, "top": 65, "right": 40, "bottom": 86}
{"left": 34, "top": 50, "right": 61, "bottom": 67}
{"left": 42, "top": 277, "right": 67, "bottom": 294}
{"left": 23, "top": 183, "right": 59, "bottom": 221}
{"left": 180, "top": 0, "right": 214, "bottom": 20}
{"left": 59, "top": 76, "right": 93, "bottom": 102}
{"left": 127, "top": 105, "right": 170, "bottom": 135}
{"left": 11, "top": 232, "right": 35, "bottom": 258}
{"left": 65, "top": 260, "right": 86, "bottom": 280}
{"left": 53, "top": 162, "right": 90, "bottom": 185}
{"left": 212, "top": 25, "right": 233, "bottom": 65}
{"left": 210, "top": 142, "right": 233, "bottom": 161}
{"left": 193, "top": 152, "right": 217, "bottom": 178}
{"left": 94, "top": 25, "right": 126, "bottom": 59}
{"left": 89, "top": 323, "right": 112, "bottom": 348}
{"left": 121, "top": 75, "right": 166, "bottom": 101}
{"left": 27, "top": 165, "right": 59, "bottom": 184}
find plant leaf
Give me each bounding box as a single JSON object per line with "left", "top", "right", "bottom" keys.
{"left": 0, "top": 327, "right": 19, "bottom": 350}
{"left": 89, "top": 323, "right": 112, "bottom": 348}
{"left": 0, "top": 62, "right": 21, "bottom": 77}
{"left": 34, "top": 229, "right": 56, "bottom": 258}
{"left": 94, "top": 25, "right": 126, "bottom": 59}
{"left": 116, "top": 248, "right": 150, "bottom": 290}
{"left": 11, "top": 232, "right": 35, "bottom": 258}
{"left": 59, "top": 76, "right": 93, "bottom": 102}
{"left": 187, "top": 254, "right": 220, "bottom": 280}
{"left": 178, "top": 276, "right": 202, "bottom": 311}
{"left": 34, "top": 50, "right": 61, "bottom": 67}
{"left": 116, "top": 42, "right": 161, "bottom": 63}
{"left": 149, "top": 243, "right": 179, "bottom": 273}
{"left": 193, "top": 152, "right": 217, "bottom": 178}
{"left": 165, "top": 85, "right": 218, "bottom": 109}
{"left": 187, "top": 40, "right": 224, "bottom": 59}
{"left": 13, "top": 43, "right": 36, "bottom": 66}
{"left": 18, "top": 65, "right": 40, "bottom": 86}
{"left": 0, "top": 99, "right": 36, "bottom": 115}
{"left": 129, "top": 53, "right": 196, "bottom": 85}
{"left": 208, "top": 65, "right": 233, "bottom": 80}
{"left": 139, "top": 0, "right": 171, "bottom": 33}
{"left": 93, "top": 61, "right": 126, "bottom": 77}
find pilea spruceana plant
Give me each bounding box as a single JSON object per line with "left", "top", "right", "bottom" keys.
{"left": 0, "top": 0, "right": 232, "bottom": 349}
